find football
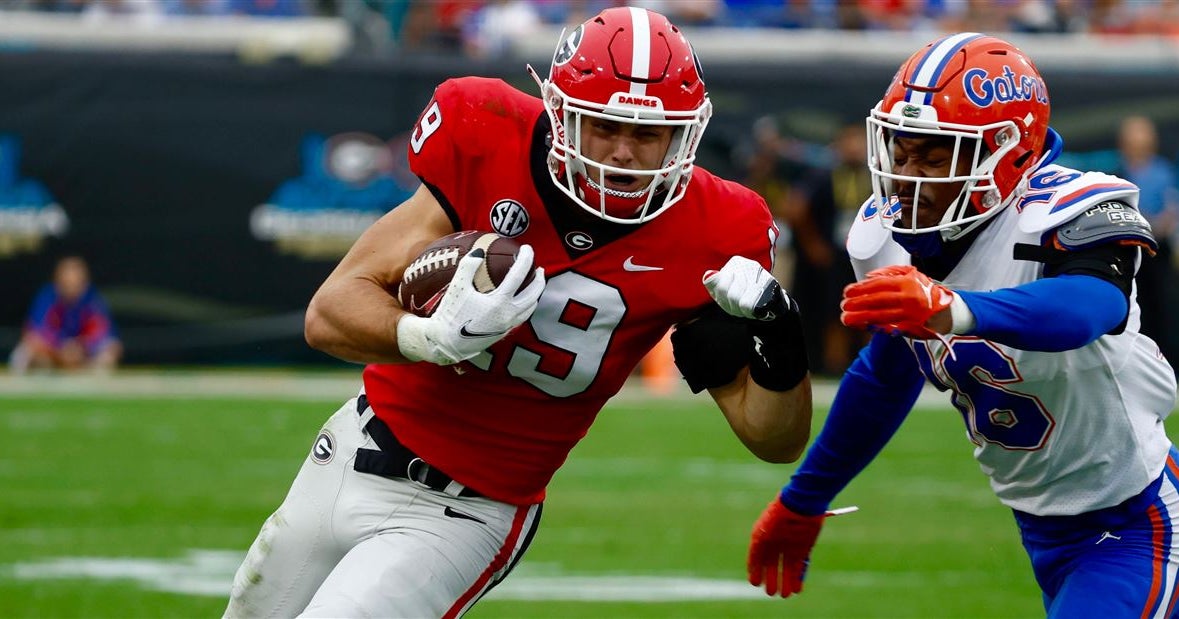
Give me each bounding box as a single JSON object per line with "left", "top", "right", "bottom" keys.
{"left": 397, "top": 230, "right": 532, "bottom": 317}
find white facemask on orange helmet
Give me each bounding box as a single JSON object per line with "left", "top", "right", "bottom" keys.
{"left": 867, "top": 32, "right": 1052, "bottom": 240}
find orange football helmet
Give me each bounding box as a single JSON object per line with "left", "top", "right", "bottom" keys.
{"left": 867, "top": 33, "right": 1051, "bottom": 239}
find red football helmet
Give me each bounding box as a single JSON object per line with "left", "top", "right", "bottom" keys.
{"left": 528, "top": 7, "right": 711, "bottom": 224}
{"left": 867, "top": 33, "right": 1051, "bottom": 239}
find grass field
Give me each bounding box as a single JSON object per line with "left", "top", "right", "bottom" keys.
{"left": 2, "top": 371, "right": 1167, "bottom": 618}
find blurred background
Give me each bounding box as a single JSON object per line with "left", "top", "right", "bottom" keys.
{"left": 1, "top": 0, "right": 1177, "bottom": 376}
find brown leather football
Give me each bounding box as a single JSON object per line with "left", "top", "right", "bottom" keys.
{"left": 397, "top": 231, "right": 530, "bottom": 317}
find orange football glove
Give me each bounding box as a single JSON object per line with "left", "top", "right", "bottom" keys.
{"left": 747, "top": 499, "right": 825, "bottom": 598}
{"left": 840, "top": 265, "right": 953, "bottom": 339}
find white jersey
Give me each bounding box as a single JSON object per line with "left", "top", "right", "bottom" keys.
{"left": 847, "top": 164, "right": 1178, "bottom": 516}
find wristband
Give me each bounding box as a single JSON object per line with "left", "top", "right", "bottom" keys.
{"left": 747, "top": 293, "right": 809, "bottom": 392}
{"left": 396, "top": 313, "right": 430, "bottom": 363}
{"left": 671, "top": 305, "right": 749, "bottom": 393}
{"left": 949, "top": 293, "right": 976, "bottom": 335}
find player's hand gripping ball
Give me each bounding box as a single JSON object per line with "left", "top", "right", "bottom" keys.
{"left": 395, "top": 230, "right": 545, "bottom": 366}
{"left": 398, "top": 231, "right": 535, "bottom": 317}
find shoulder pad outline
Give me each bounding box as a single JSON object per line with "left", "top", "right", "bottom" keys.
{"left": 1017, "top": 166, "right": 1139, "bottom": 235}
{"left": 1055, "top": 200, "right": 1157, "bottom": 252}
{"left": 847, "top": 196, "right": 892, "bottom": 261}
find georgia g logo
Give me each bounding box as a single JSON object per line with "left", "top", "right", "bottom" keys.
{"left": 553, "top": 25, "right": 584, "bottom": 66}
{"left": 311, "top": 430, "right": 335, "bottom": 464}
{"left": 565, "top": 231, "right": 593, "bottom": 250}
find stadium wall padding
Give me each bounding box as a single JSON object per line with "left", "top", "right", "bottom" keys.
{"left": 1, "top": 51, "right": 1176, "bottom": 364}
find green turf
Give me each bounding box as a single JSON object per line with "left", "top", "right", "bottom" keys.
{"left": 2, "top": 390, "right": 1168, "bottom": 618}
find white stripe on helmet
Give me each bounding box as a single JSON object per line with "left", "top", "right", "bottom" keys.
{"left": 628, "top": 7, "right": 650, "bottom": 96}
{"left": 906, "top": 32, "right": 982, "bottom": 106}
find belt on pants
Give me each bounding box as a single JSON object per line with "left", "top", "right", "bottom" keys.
{"left": 353, "top": 394, "right": 482, "bottom": 498}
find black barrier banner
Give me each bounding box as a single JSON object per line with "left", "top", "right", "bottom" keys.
{"left": 1, "top": 51, "right": 1177, "bottom": 364}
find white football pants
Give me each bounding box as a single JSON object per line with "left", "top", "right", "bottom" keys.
{"left": 223, "top": 397, "right": 542, "bottom": 619}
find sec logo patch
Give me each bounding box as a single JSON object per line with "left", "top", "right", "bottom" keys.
{"left": 490, "top": 199, "right": 529, "bottom": 237}
{"left": 311, "top": 430, "right": 335, "bottom": 464}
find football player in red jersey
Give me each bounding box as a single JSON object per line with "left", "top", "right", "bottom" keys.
{"left": 224, "top": 7, "right": 813, "bottom": 618}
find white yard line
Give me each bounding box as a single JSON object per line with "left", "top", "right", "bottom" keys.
{"left": 3, "top": 549, "right": 985, "bottom": 601}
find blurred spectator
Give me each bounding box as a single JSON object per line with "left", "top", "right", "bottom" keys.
{"left": 80, "top": 0, "right": 165, "bottom": 23}
{"left": 530, "top": 0, "right": 571, "bottom": 23}
{"left": 1115, "top": 115, "right": 1179, "bottom": 363}
{"left": 1091, "top": 0, "right": 1179, "bottom": 34}
{"left": 658, "top": 0, "right": 721, "bottom": 25}
{"left": 162, "top": 0, "right": 229, "bottom": 16}
{"left": 9, "top": 256, "right": 123, "bottom": 374}
{"left": 397, "top": 0, "right": 480, "bottom": 53}
{"left": 740, "top": 115, "right": 804, "bottom": 287}
{"left": 463, "top": 0, "right": 542, "bottom": 58}
{"left": 784, "top": 122, "right": 871, "bottom": 376}
{"left": 6, "top": 0, "right": 1179, "bottom": 37}
{"left": 720, "top": 0, "right": 812, "bottom": 28}
{"left": 1008, "top": 0, "right": 1071, "bottom": 32}
{"left": 227, "top": 0, "right": 308, "bottom": 17}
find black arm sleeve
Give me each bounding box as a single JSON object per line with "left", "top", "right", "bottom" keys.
{"left": 670, "top": 304, "right": 750, "bottom": 394}
{"left": 1046, "top": 242, "right": 1137, "bottom": 298}
{"left": 670, "top": 293, "right": 810, "bottom": 394}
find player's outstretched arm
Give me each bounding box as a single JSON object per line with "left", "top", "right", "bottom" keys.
{"left": 709, "top": 372, "right": 812, "bottom": 463}
{"left": 672, "top": 256, "right": 812, "bottom": 463}
{"left": 304, "top": 184, "right": 455, "bottom": 364}
{"left": 749, "top": 332, "right": 924, "bottom": 597}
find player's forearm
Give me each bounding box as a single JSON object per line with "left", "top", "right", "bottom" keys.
{"left": 744, "top": 373, "right": 813, "bottom": 463}
{"left": 956, "top": 274, "right": 1127, "bottom": 351}
{"left": 782, "top": 333, "right": 922, "bottom": 515}
{"left": 304, "top": 276, "right": 414, "bottom": 365}
{"left": 712, "top": 371, "right": 813, "bottom": 463}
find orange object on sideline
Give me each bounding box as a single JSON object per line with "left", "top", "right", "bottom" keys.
{"left": 640, "top": 330, "right": 678, "bottom": 394}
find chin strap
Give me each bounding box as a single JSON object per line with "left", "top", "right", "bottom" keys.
{"left": 890, "top": 230, "right": 944, "bottom": 257}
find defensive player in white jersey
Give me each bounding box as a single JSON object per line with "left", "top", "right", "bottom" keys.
{"left": 224, "top": 7, "right": 813, "bottom": 618}
{"left": 745, "top": 33, "right": 1179, "bottom": 618}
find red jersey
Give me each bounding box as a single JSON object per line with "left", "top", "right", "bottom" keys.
{"left": 363, "top": 77, "right": 775, "bottom": 505}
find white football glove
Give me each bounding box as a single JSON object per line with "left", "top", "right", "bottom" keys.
{"left": 703, "top": 255, "right": 792, "bottom": 321}
{"left": 397, "top": 244, "right": 545, "bottom": 365}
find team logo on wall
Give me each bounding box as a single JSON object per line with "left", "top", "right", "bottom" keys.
{"left": 0, "top": 134, "right": 69, "bottom": 258}
{"left": 311, "top": 430, "right": 335, "bottom": 464}
{"left": 250, "top": 131, "right": 419, "bottom": 260}
{"left": 490, "top": 199, "right": 529, "bottom": 237}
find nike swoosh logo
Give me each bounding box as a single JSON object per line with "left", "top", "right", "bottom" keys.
{"left": 410, "top": 289, "right": 446, "bottom": 315}
{"left": 623, "top": 256, "right": 663, "bottom": 272}
{"left": 443, "top": 506, "right": 486, "bottom": 524}
{"left": 918, "top": 280, "right": 934, "bottom": 307}
{"left": 459, "top": 323, "right": 507, "bottom": 339}
{"left": 752, "top": 335, "right": 770, "bottom": 366}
